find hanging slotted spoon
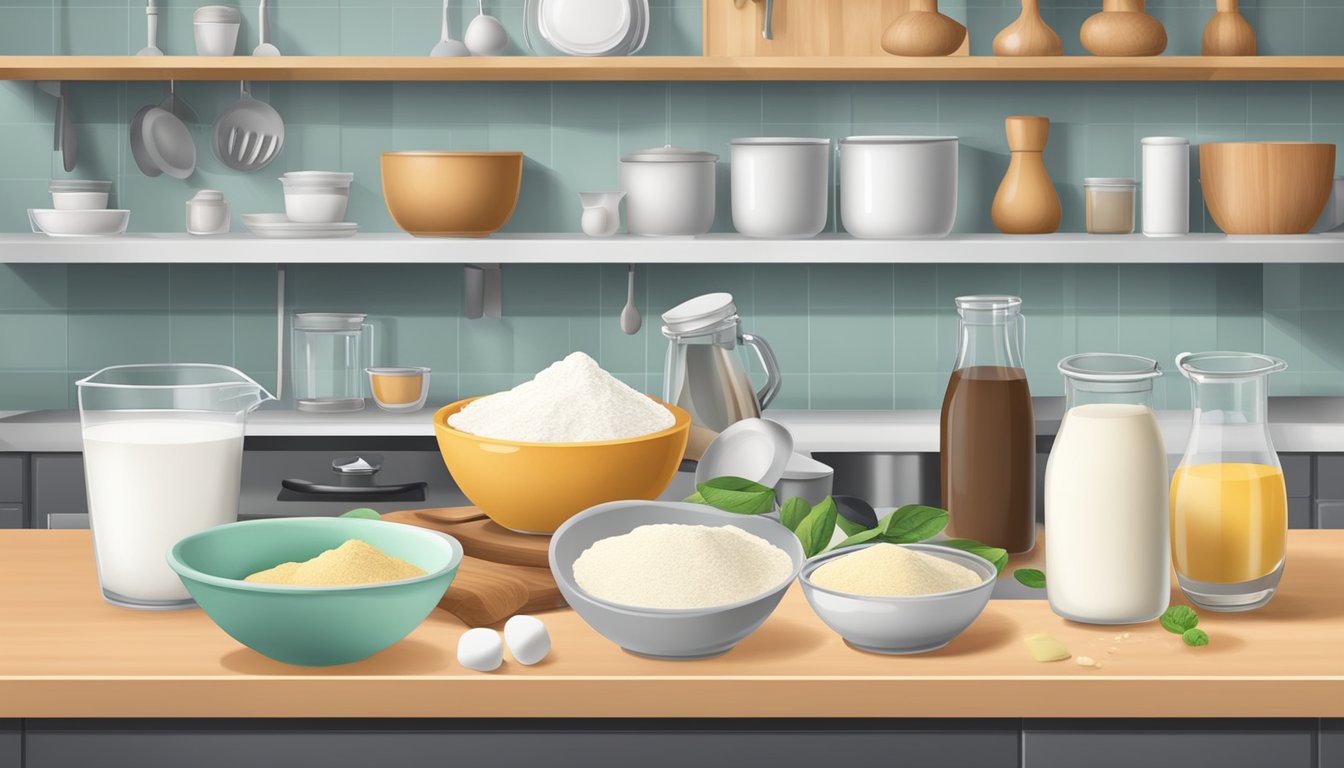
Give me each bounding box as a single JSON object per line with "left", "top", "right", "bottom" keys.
{"left": 212, "top": 81, "right": 285, "bottom": 172}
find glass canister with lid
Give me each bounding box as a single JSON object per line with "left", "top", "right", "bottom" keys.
{"left": 1084, "top": 177, "right": 1136, "bottom": 234}
{"left": 291, "top": 312, "right": 374, "bottom": 412}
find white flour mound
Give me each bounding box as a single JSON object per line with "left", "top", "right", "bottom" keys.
{"left": 572, "top": 523, "right": 795, "bottom": 610}
{"left": 447, "top": 351, "right": 674, "bottom": 442}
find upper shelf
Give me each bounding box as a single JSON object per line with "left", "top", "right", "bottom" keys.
{"left": 6, "top": 55, "right": 1344, "bottom": 82}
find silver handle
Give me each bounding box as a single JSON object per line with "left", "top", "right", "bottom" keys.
{"left": 741, "top": 332, "right": 781, "bottom": 410}
{"left": 762, "top": 0, "right": 773, "bottom": 39}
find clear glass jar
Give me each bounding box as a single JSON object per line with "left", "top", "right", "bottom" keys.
{"left": 1171, "top": 351, "right": 1288, "bottom": 612}
{"left": 291, "top": 313, "right": 372, "bottom": 413}
{"left": 1045, "top": 354, "right": 1168, "bottom": 624}
{"left": 1085, "top": 177, "right": 1136, "bottom": 234}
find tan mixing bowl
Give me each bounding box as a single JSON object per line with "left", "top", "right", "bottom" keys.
{"left": 381, "top": 151, "right": 523, "bottom": 237}
{"left": 1199, "top": 142, "right": 1336, "bottom": 234}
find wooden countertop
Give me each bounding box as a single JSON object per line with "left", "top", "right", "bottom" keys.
{"left": 1, "top": 530, "right": 1341, "bottom": 719}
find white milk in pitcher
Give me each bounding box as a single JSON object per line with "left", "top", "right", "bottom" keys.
{"left": 82, "top": 419, "right": 244, "bottom": 605}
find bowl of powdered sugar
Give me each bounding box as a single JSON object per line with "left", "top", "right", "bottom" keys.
{"left": 799, "top": 542, "right": 996, "bottom": 655}
{"left": 549, "top": 500, "right": 804, "bottom": 659}
{"left": 434, "top": 352, "right": 690, "bottom": 534}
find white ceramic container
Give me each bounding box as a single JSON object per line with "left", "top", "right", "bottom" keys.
{"left": 49, "top": 179, "right": 112, "bottom": 210}
{"left": 186, "top": 189, "right": 230, "bottom": 235}
{"left": 1141, "top": 136, "right": 1189, "bottom": 237}
{"left": 29, "top": 208, "right": 130, "bottom": 237}
{"left": 619, "top": 145, "right": 717, "bottom": 237}
{"left": 193, "top": 5, "right": 242, "bottom": 55}
{"left": 730, "top": 137, "right": 830, "bottom": 238}
{"left": 280, "top": 171, "right": 353, "bottom": 224}
{"left": 578, "top": 191, "right": 624, "bottom": 237}
{"left": 839, "top": 136, "right": 958, "bottom": 239}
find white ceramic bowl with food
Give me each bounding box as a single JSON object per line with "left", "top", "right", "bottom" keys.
{"left": 549, "top": 501, "right": 805, "bottom": 659}
{"left": 800, "top": 542, "right": 995, "bottom": 654}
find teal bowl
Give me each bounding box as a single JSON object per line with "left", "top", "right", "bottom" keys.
{"left": 168, "top": 517, "right": 462, "bottom": 667}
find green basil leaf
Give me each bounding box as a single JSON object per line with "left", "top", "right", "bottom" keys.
{"left": 1013, "top": 568, "right": 1046, "bottom": 589}
{"left": 683, "top": 492, "right": 707, "bottom": 504}
{"left": 878, "top": 505, "right": 949, "bottom": 543}
{"left": 780, "top": 497, "right": 811, "bottom": 532}
{"left": 835, "top": 511, "right": 871, "bottom": 538}
{"left": 1160, "top": 605, "right": 1199, "bottom": 634}
{"left": 695, "top": 476, "right": 775, "bottom": 515}
{"left": 830, "top": 526, "right": 884, "bottom": 551}
{"left": 340, "top": 507, "right": 380, "bottom": 520}
{"left": 1182, "top": 628, "right": 1209, "bottom": 647}
{"left": 794, "top": 497, "right": 839, "bottom": 558}
{"left": 940, "top": 538, "right": 1009, "bottom": 574}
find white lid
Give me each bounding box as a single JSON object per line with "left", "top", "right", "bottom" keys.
{"left": 661, "top": 292, "right": 737, "bottom": 334}
{"left": 293, "top": 312, "right": 367, "bottom": 332}
{"left": 841, "top": 135, "right": 958, "bottom": 144}
{"left": 194, "top": 5, "right": 241, "bottom": 22}
{"left": 49, "top": 179, "right": 111, "bottom": 193}
{"left": 1084, "top": 177, "right": 1136, "bottom": 186}
{"left": 1141, "top": 136, "right": 1189, "bottom": 145}
{"left": 730, "top": 137, "right": 830, "bottom": 146}
{"left": 621, "top": 145, "right": 718, "bottom": 163}
{"left": 281, "top": 171, "right": 354, "bottom": 183}
{"left": 190, "top": 189, "right": 226, "bottom": 202}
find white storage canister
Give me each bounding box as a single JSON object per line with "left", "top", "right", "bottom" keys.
{"left": 619, "top": 145, "right": 718, "bottom": 237}
{"left": 729, "top": 137, "right": 830, "bottom": 238}
{"left": 1141, "top": 136, "right": 1189, "bottom": 237}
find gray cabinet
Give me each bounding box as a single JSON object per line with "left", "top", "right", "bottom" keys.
{"left": 0, "top": 456, "right": 23, "bottom": 502}
{"left": 23, "top": 720, "right": 1020, "bottom": 768}
{"left": 1023, "top": 719, "right": 1318, "bottom": 768}
{"left": 1322, "top": 720, "right": 1343, "bottom": 768}
{"left": 0, "top": 504, "right": 22, "bottom": 529}
{"left": 31, "top": 453, "right": 86, "bottom": 529}
{"left": 0, "top": 721, "right": 17, "bottom": 768}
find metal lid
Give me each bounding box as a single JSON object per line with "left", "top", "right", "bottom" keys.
{"left": 621, "top": 145, "right": 719, "bottom": 163}
{"left": 661, "top": 292, "right": 737, "bottom": 335}
{"left": 293, "top": 312, "right": 367, "bottom": 332}
{"left": 49, "top": 179, "right": 111, "bottom": 193}
{"left": 194, "top": 5, "right": 241, "bottom": 22}
{"left": 1141, "top": 136, "right": 1189, "bottom": 145}
{"left": 1084, "top": 177, "right": 1136, "bottom": 186}
{"left": 729, "top": 137, "right": 830, "bottom": 146}
{"left": 840, "top": 135, "right": 958, "bottom": 144}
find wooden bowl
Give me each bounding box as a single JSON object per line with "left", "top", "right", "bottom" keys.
{"left": 1199, "top": 142, "right": 1336, "bottom": 234}
{"left": 381, "top": 151, "right": 523, "bottom": 237}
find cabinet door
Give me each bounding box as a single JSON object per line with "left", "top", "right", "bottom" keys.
{"left": 1318, "top": 501, "right": 1344, "bottom": 530}
{"left": 0, "top": 720, "right": 17, "bottom": 768}
{"left": 24, "top": 719, "right": 1021, "bottom": 768}
{"left": 0, "top": 455, "right": 23, "bottom": 503}
{"left": 32, "top": 453, "right": 87, "bottom": 527}
{"left": 1280, "top": 454, "right": 1311, "bottom": 499}
{"left": 1322, "top": 720, "right": 1343, "bottom": 768}
{"left": 1023, "top": 719, "right": 1316, "bottom": 768}
{"left": 0, "top": 504, "right": 22, "bottom": 529}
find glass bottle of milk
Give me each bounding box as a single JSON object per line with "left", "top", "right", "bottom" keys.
{"left": 1044, "top": 354, "right": 1169, "bottom": 624}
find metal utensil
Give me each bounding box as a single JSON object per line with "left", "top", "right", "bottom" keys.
{"left": 212, "top": 82, "right": 285, "bottom": 172}
{"left": 138, "top": 0, "right": 163, "bottom": 55}
{"left": 620, "top": 264, "right": 641, "bottom": 335}
{"left": 465, "top": 0, "right": 508, "bottom": 55}
{"left": 161, "top": 80, "right": 199, "bottom": 124}
{"left": 254, "top": 0, "right": 281, "bottom": 56}
{"left": 38, "top": 81, "right": 77, "bottom": 173}
{"left": 431, "top": 0, "right": 470, "bottom": 56}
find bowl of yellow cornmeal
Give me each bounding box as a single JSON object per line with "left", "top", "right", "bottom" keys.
{"left": 168, "top": 517, "right": 462, "bottom": 666}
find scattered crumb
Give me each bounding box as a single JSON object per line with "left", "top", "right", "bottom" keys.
{"left": 1122, "top": 632, "right": 1131, "bottom": 639}
{"left": 1025, "top": 633, "right": 1071, "bottom": 662}
{"left": 1076, "top": 655, "right": 1097, "bottom": 668}
{"left": 1106, "top": 647, "right": 1118, "bottom": 654}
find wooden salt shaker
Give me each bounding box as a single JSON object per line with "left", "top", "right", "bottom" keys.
{"left": 994, "top": 0, "right": 1063, "bottom": 56}
{"left": 1202, "top": 0, "right": 1256, "bottom": 55}
{"left": 992, "top": 116, "right": 1062, "bottom": 235}
{"left": 881, "top": 0, "right": 967, "bottom": 57}
{"left": 1080, "top": 0, "right": 1167, "bottom": 56}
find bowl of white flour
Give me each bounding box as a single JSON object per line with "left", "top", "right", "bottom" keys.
{"left": 434, "top": 352, "right": 690, "bottom": 534}
{"left": 549, "top": 500, "right": 805, "bottom": 659}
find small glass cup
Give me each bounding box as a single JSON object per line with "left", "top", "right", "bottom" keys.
{"left": 1085, "top": 177, "right": 1136, "bottom": 235}
{"left": 366, "top": 367, "right": 431, "bottom": 413}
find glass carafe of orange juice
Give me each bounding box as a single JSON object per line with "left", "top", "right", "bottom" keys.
{"left": 1171, "top": 351, "right": 1288, "bottom": 612}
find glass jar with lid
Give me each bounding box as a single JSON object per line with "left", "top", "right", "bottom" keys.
{"left": 291, "top": 313, "right": 374, "bottom": 413}
{"left": 1084, "top": 177, "right": 1136, "bottom": 234}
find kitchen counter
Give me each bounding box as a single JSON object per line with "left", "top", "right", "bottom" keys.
{"left": 2, "top": 530, "right": 1342, "bottom": 719}
{"left": 7, "top": 396, "right": 1344, "bottom": 453}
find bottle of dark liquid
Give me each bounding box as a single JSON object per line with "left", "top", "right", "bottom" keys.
{"left": 940, "top": 296, "right": 1035, "bottom": 554}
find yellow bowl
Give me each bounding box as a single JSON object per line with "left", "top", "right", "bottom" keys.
{"left": 433, "top": 397, "right": 691, "bottom": 534}
{"left": 380, "top": 151, "right": 523, "bottom": 237}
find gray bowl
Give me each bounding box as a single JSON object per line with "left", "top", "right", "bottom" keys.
{"left": 549, "top": 501, "right": 805, "bottom": 660}
{"left": 800, "top": 542, "right": 996, "bottom": 655}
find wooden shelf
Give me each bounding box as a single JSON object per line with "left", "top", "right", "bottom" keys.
{"left": 2, "top": 233, "right": 1343, "bottom": 263}
{"left": 5, "top": 55, "right": 1344, "bottom": 82}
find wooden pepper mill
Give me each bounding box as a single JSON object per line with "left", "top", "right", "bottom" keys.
{"left": 994, "top": 0, "right": 1063, "bottom": 56}
{"left": 881, "top": 0, "right": 967, "bottom": 57}
{"left": 992, "top": 116, "right": 1062, "bottom": 235}
{"left": 1080, "top": 0, "right": 1167, "bottom": 56}
{"left": 1202, "top": 0, "right": 1256, "bottom": 55}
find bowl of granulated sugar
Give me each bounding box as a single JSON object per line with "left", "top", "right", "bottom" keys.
{"left": 434, "top": 352, "right": 690, "bottom": 535}
{"left": 799, "top": 542, "right": 996, "bottom": 655}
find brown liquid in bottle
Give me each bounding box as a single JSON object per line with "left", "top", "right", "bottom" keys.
{"left": 940, "top": 365, "right": 1036, "bottom": 553}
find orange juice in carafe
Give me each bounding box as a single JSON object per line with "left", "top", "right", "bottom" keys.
{"left": 1170, "top": 463, "right": 1287, "bottom": 584}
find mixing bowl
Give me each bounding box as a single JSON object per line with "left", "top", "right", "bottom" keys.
{"left": 1199, "top": 142, "right": 1336, "bottom": 234}
{"left": 168, "top": 517, "right": 462, "bottom": 666}
{"left": 550, "top": 501, "right": 805, "bottom": 659}
{"left": 381, "top": 151, "right": 523, "bottom": 237}
{"left": 433, "top": 397, "right": 690, "bottom": 534}
{"left": 800, "top": 542, "right": 995, "bottom": 655}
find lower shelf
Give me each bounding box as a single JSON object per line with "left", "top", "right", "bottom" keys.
{"left": 1, "top": 233, "right": 1341, "bottom": 264}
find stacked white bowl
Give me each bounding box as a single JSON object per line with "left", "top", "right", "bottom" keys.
{"left": 30, "top": 180, "right": 129, "bottom": 237}
{"left": 279, "top": 172, "right": 354, "bottom": 223}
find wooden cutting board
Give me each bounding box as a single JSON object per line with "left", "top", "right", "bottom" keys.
{"left": 383, "top": 508, "right": 565, "bottom": 627}
{"left": 704, "top": 0, "right": 970, "bottom": 57}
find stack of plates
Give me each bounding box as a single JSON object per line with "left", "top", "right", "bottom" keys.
{"left": 525, "top": 0, "right": 648, "bottom": 56}
{"left": 241, "top": 213, "right": 358, "bottom": 239}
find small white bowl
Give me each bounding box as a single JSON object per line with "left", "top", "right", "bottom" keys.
{"left": 194, "top": 5, "right": 241, "bottom": 55}
{"left": 694, "top": 418, "right": 794, "bottom": 489}
{"left": 29, "top": 208, "right": 129, "bottom": 237}
{"left": 49, "top": 179, "right": 112, "bottom": 210}
{"left": 280, "top": 172, "right": 353, "bottom": 224}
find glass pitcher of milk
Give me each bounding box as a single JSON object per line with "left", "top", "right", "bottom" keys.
{"left": 1044, "top": 353, "right": 1168, "bottom": 624}
{"left": 76, "top": 364, "right": 274, "bottom": 610}
{"left": 1171, "top": 351, "right": 1288, "bottom": 612}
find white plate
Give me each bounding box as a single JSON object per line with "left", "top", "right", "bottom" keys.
{"left": 540, "top": 0, "right": 632, "bottom": 56}
{"left": 695, "top": 418, "right": 795, "bottom": 489}
{"left": 29, "top": 208, "right": 130, "bottom": 237}
{"left": 242, "top": 213, "right": 358, "bottom": 239}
